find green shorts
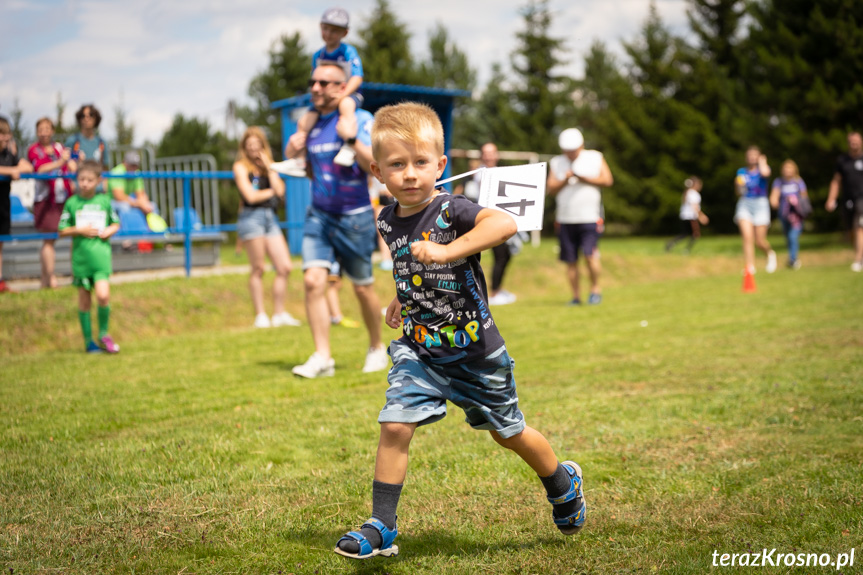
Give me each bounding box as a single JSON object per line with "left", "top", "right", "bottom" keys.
{"left": 72, "top": 271, "right": 111, "bottom": 290}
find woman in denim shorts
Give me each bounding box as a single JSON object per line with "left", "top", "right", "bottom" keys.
{"left": 233, "top": 127, "right": 301, "bottom": 329}
{"left": 734, "top": 146, "right": 777, "bottom": 275}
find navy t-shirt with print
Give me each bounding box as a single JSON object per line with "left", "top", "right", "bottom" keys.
{"left": 378, "top": 193, "right": 505, "bottom": 362}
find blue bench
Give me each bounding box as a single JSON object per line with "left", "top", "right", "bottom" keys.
{"left": 10, "top": 196, "right": 34, "bottom": 224}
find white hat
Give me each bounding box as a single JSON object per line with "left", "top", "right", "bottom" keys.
{"left": 558, "top": 128, "right": 584, "bottom": 151}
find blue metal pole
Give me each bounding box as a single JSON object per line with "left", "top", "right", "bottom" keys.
{"left": 182, "top": 177, "right": 192, "bottom": 277}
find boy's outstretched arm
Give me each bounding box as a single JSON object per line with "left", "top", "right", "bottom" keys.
{"left": 411, "top": 208, "right": 517, "bottom": 266}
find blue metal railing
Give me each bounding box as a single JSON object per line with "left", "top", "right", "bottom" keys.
{"left": 0, "top": 171, "right": 310, "bottom": 278}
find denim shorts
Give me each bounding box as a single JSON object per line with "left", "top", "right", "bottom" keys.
{"left": 734, "top": 196, "right": 771, "bottom": 227}
{"left": 237, "top": 207, "right": 283, "bottom": 241}
{"left": 301, "top": 205, "right": 375, "bottom": 285}
{"left": 378, "top": 339, "right": 526, "bottom": 439}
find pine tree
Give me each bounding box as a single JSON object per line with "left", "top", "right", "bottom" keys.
{"left": 239, "top": 31, "right": 310, "bottom": 155}
{"left": 356, "top": 0, "right": 419, "bottom": 85}
{"left": 509, "top": 0, "right": 571, "bottom": 153}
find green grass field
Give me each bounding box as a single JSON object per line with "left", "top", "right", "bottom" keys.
{"left": 2, "top": 235, "right": 861, "bottom": 574}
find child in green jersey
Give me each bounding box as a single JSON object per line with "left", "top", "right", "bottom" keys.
{"left": 58, "top": 159, "right": 121, "bottom": 353}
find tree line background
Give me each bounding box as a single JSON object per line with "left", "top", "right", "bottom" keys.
{"left": 11, "top": 0, "right": 861, "bottom": 233}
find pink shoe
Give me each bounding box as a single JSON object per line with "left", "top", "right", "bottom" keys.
{"left": 99, "top": 335, "right": 120, "bottom": 354}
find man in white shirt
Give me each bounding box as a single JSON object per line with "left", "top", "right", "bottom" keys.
{"left": 547, "top": 129, "right": 614, "bottom": 305}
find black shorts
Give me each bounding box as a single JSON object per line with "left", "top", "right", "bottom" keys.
{"left": 0, "top": 193, "right": 10, "bottom": 237}
{"left": 558, "top": 222, "right": 600, "bottom": 263}
{"left": 842, "top": 198, "right": 863, "bottom": 229}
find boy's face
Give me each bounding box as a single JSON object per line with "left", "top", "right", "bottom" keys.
{"left": 371, "top": 139, "right": 447, "bottom": 213}
{"left": 0, "top": 132, "right": 10, "bottom": 151}
{"left": 320, "top": 23, "right": 347, "bottom": 48}
{"left": 77, "top": 170, "right": 101, "bottom": 196}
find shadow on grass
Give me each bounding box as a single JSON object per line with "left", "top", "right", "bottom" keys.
{"left": 286, "top": 527, "right": 568, "bottom": 573}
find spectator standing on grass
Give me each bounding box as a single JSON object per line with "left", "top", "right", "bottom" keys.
{"left": 58, "top": 160, "right": 120, "bottom": 353}
{"left": 665, "top": 176, "right": 709, "bottom": 254}
{"left": 0, "top": 117, "right": 34, "bottom": 293}
{"left": 454, "top": 142, "right": 522, "bottom": 305}
{"left": 770, "top": 160, "right": 810, "bottom": 270}
{"left": 28, "top": 117, "right": 76, "bottom": 289}
{"left": 232, "top": 127, "right": 301, "bottom": 329}
{"left": 285, "top": 61, "right": 387, "bottom": 378}
{"left": 271, "top": 7, "right": 364, "bottom": 176}
{"left": 65, "top": 104, "right": 110, "bottom": 170}
{"left": 547, "top": 128, "right": 614, "bottom": 306}
{"left": 333, "top": 102, "right": 586, "bottom": 561}
{"left": 734, "top": 146, "right": 776, "bottom": 275}
{"left": 826, "top": 131, "right": 863, "bottom": 272}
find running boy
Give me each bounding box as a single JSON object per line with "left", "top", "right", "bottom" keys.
{"left": 272, "top": 7, "right": 363, "bottom": 176}
{"left": 58, "top": 159, "right": 121, "bottom": 353}
{"left": 333, "top": 102, "right": 586, "bottom": 560}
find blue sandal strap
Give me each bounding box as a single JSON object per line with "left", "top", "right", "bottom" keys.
{"left": 337, "top": 531, "right": 373, "bottom": 556}
{"left": 553, "top": 502, "right": 586, "bottom": 527}
{"left": 360, "top": 517, "right": 398, "bottom": 550}
{"left": 546, "top": 468, "right": 582, "bottom": 505}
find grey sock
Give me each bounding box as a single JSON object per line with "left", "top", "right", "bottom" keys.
{"left": 338, "top": 480, "right": 403, "bottom": 554}
{"left": 540, "top": 463, "right": 578, "bottom": 519}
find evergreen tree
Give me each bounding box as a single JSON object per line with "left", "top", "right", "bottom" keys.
{"left": 687, "top": 0, "right": 746, "bottom": 73}
{"left": 239, "top": 32, "right": 310, "bottom": 156}
{"left": 508, "top": 0, "right": 572, "bottom": 154}
{"left": 745, "top": 0, "right": 863, "bottom": 215}
{"left": 9, "top": 98, "right": 29, "bottom": 149}
{"left": 114, "top": 93, "right": 135, "bottom": 147}
{"left": 418, "top": 23, "right": 476, "bottom": 91}
{"left": 356, "top": 0, "right": 419, "bottom": 84}
{"left": 418, "top": 23, "right": 478, "bottom": 150}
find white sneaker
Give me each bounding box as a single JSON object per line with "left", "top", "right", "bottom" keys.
{"left": 254, "top": 313, "right": 271, "bottom": 328}
{"left": 271, "top": 311, "right": 302, "bottom": 327}
{"left": 333, "top": 144, "right": 356, "bottom": 167}
{"left": 765, "top": 250, "right": 777, "bottom": 274}
{"left": 362, "top": 346, "right": 389, "bottom": 373}
{"left": 488, "top": 291, "right": 516, "bottom": 306}
{"left": 292, "top": 353, "right": 335, "bottom": 378}
{"left": 852, "top": 261, "right": 863, "bottom": 273}
{"left": 270, "top": 158, "right": 307, "bottom": 177}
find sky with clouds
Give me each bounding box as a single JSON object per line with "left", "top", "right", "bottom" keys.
{"left": 1, "top": 0, "right": 688, "bottom": 145}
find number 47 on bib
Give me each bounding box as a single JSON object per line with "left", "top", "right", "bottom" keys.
{"left": 477, "top": 162, "right": 547, "bottom": 232}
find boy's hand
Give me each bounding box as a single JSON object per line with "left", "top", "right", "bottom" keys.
{"left": 98, "top": 228, "right": 112, "bottom": 239}
{"left": 411, "top": 241, "right": 449, "bottom": 265}
{"left": 288, "top": 131, "right": 307, "bottom": 152}
{"left": 385, "top": 296, "right": 402, "bottom": 329}
{"left": 79, "top": 225, "right": 99, "bottom": 238}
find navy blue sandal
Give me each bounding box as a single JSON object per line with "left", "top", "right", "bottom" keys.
{"left": 334, "top": 517, "right": 399, "bottom": 559}
{"left": 548, "top": 461, "right": 586, "bottom": 535}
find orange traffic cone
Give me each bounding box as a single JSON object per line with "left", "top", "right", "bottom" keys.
{"left": 742, "top": 269, "right": 757, "bottom": 293}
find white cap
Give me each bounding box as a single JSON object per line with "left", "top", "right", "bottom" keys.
{"left": 558, "top": 128, "right": 584, "bottom": 151}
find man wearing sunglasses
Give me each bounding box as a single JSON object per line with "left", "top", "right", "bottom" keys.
{"left": 286, "top": 61, "right": 388, "bottom": 379}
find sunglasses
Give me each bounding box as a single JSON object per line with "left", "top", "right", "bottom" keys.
{"left": 307, "top": 79, "right": 343, "bottom": 88}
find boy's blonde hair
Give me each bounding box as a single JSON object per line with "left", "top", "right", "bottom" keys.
{"left": 36, "top": 116, "right": 54, "bottom": 130}
{"left": 77, "top": 159, "right": 102, "bottom": 177}
{"left": 372, "top": 102, "right": 444, "bottom": 159}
